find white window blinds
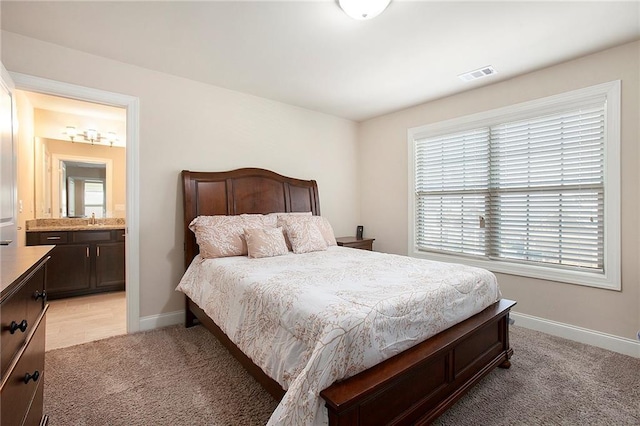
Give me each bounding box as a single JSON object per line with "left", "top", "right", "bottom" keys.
{"left": 415, "top": 128, "right": 489, "bottom": 256}
{"left": 414, "top": 103, "right": 605, "bottom": 273}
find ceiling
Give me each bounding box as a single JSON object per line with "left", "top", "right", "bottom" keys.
{"left": 2, "top": 1, "right": 639, "bottom": 122}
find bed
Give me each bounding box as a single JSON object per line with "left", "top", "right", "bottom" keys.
{"left": 179, "top": 168, "right": 516, "bottom": 425}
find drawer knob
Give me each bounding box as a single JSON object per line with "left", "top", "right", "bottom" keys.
{"left": 9, "top": 319, "right": 28, "bottom": 334}
{"left": 34, "top": 290, "right": 47, "bottom": 301}
{"left": 23, "top": 370, "right": 40, "bottom": 384}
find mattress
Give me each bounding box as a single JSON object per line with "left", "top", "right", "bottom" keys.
{"left": 176, "top": 246, "right": 501, "bottom": 425}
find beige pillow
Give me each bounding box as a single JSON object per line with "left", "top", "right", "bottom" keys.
{"left": 282, "top": 219, "right": 328, "bottom": 254}
{"left": 189, "top": 214, "right": 279, "bottom": 258}
{"left": 314, "top": 216, "right": 337, "bottom": 246}
{"left": 189, "top": 216, "right": 245, "bottom": 258}
{"left": 244, "top": 227, "right": 289, "bottom": 259}
{"left": 278, "top": 215, "right": 337, "bottom": 248}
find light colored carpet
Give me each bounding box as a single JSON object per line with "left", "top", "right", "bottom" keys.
{"left": 44, "top": 324, "right": 640, "bottom": 425}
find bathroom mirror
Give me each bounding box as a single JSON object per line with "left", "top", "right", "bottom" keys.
{"left": 63, "top": 161, "right": 107, "bottom": 218}
{"left": 33, "top": 137, "right": 123, "bottom": 218}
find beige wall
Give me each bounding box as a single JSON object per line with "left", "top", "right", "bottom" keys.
{"left": 359, "top": 41, "right": 640, "bottom": 340}
{"left": 1, "top": 31, "right": 360, "bottom": 318}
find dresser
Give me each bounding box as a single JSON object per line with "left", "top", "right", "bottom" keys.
{"left": 1, "top": 245, "right": 53, "bottom": 426}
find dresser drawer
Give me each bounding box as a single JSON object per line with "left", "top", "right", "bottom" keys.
{"left": 1, "top": 287, "right": 28, "bottom": 378}
{"left": 348, "top": 241, "right": 374, "bottom": 250}
{"left": 0, "top": 310, "right": 46, "bottom": 426}
{"left": 1, "top": 260, "right": 47, "bottom": 379}
{"left": 336, "top": 237, "right": 375, "bottom": 251}
{"left": 24, "top": 266, "right": 46, "bottom": 338}
{"left": 21, "top": 377, "right": 44, "bottom": 426}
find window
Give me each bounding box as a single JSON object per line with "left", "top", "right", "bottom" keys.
{"left": 408, "top": 81, "right": 620, "bottom": 290}
{"left": 83, "top": 180, "right": 106, "bottom": 218}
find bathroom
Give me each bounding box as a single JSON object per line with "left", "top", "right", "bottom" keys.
{"left": 15, "top": 90, "right": 127, "bottom": 350}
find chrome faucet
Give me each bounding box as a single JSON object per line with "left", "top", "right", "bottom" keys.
{"left": 90, "top": 212, "right": 96, "bottom": 225}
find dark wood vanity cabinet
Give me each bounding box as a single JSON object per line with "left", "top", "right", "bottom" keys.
{"left": 26, "top": 229, "right": 125, "bottom": 299}
{"left": 95, "top": 241, "right": 126, "bottom": 289}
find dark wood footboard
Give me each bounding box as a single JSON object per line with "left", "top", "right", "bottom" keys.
{"left": 320, "top": 299, "right": 516, "bottom": 425}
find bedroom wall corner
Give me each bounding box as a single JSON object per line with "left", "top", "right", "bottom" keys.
{"left": 357, "top": 40, "right": 640, "bottom": 344}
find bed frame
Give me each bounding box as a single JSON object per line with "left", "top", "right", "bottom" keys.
{"left": 182, "top": 168, "right": 516, "bottom": 425}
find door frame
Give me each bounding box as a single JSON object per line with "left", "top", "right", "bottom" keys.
{"left": 0, "top": 65, "right": 17, "bottom": 246}
{"left": 11, "top": 72, "right": 141, "bottom": 333}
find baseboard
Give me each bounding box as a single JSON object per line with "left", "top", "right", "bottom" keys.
{"left": 136, "top": 310, "right": 640, "bottom": 357}
{"left": 511, "top": 312, "right": 640, "bottom": 358}
{"left": 138, "top": 310, "right": 183, "bottom": 331}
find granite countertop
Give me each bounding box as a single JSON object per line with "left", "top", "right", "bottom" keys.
{"left": 26, "top": 218, "right": 126, "bottom": 232}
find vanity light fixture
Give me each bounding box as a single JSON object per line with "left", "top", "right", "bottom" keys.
{"left": 63, "top": 126, "right": 118, "bottom": 147}
{"left": 339, "top": 0, "right": 391, "bottom": 20}
{"left": 85, "top": 129, "right": 98, "bottom": 144}
{"left": 65, "top": 126, "right": 77, "bottom": 142}
{"left": 105, "top": 132, "right": 118, "bottom": 147}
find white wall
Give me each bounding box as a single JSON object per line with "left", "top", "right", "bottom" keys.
{"left": 2, "top": 31, "right": 360, "bottom": 318}
{"left": 359, "top": 41, "right": 640, "bottom": 341}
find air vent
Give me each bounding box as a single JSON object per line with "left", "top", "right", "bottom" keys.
{"left": 458, "top": 65, "right": 497, "bottom": 82}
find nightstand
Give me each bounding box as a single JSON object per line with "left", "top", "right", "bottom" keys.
{"left": 336, "top": 236, "right": 375, "bottom": 251}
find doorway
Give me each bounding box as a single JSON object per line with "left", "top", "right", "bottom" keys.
{"left": 17, "top": 90, "right": 128, "bottom": 350}
{"left": 11, "top": 72, "right": 140, "bottom": 339}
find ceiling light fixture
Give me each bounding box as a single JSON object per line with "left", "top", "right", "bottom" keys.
{"left": 339, "top": 0, "right": 391, "bottom": 20}
{"left": 63, "top": 126, "right": 118, "bottom": 147}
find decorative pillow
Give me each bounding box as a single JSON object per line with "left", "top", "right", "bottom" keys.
{"left": 189, "top": 214, "right": 279, "bottom": 258}
{"left": 278, "top": 215, "right": 337, "bottom": 248}
{"left": 313, "top": 216, "right": 337, "bottom": 247}
{"left": 244, "top": 227, "right": 289, "bottom": 259}
{"left": 189, "top": 216, "right": 245, "bottom": 258}
{"left": 282, "top": 219, "right": 328, "bottom": 254}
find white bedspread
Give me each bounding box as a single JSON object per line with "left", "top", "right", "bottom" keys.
{"left": 176, "top": 246, "right": 501, "bottom": 425}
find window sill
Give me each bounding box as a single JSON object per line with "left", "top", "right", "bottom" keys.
{"left": 410, "top": 248, "right": 621, "bottom": 291}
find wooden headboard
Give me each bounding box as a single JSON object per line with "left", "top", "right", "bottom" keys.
{"left": 181, "top": 168, "right": 320, "bottom": 268}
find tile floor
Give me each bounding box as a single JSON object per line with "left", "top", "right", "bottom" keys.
{"left": 46, "top": 291, "right": 127, "bottom": 351}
